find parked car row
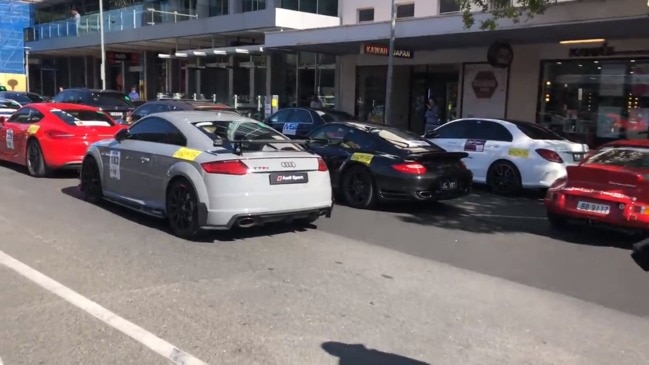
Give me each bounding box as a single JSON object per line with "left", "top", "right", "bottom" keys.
{"left": 0, "top": 98, "right": 648, "bottom": 240}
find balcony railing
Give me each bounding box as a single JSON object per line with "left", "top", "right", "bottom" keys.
{"left": 26, "top": 5, "right": 199, "bottom": 41}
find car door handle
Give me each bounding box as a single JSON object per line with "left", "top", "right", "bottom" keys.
{"left": 139, "top": 157, "right": 150, "bottom": 163}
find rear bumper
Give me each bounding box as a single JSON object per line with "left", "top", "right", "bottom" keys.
{"left": 223, "top": 206, "right": 333, "bottom": 229}
{"left": 546, "top": 193, "right": 649, "bottom": 230}
{"left": 377, "top": 171, "right": 473, "bottom": 201}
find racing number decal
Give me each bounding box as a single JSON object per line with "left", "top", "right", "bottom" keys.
{"left": 172, "top": 147, "right": 202, "bottom": 161}
{"left": 27, "top": 125, "right": 40, "bottom": 135}
{"left": 109, "top": 150, "right": 121, "bottom": 180}
{"left": 5, "top": 129, "right": 13, "bottom": 150}
{"left": 464, "top": 139, "right": 486, "bottom": 152}
{"left": 350, "top": 153, "right": 374, "bottom": 165}
{"left": 508, "top": 148, "right": 529, "bottom": 158}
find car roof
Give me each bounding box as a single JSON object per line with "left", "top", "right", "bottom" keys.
{"left": 153, "top": 110, "right": 251, "bottom": 124}
{"left": 30, "top": 102, "right": 98, "bottom": 112}
{"left": 600, "top": 139, "right": 649, "bottom": 148}
{"left": 326, "top": 120, "right": 394, "bottom": 130}
{"left": 155, "top": 100, "right": 234, "bottom": 109}
{"left": 63, "top": 88, "right": 124, "bottom": 94}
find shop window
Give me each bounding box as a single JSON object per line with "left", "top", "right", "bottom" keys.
{"left": 439, "top": 0, "right": 460, "bottom": 13}
{"left": 396, "top": 3, "right": 414, "bottom": 18}
{"left": 358, "top": 8, "right": 374, "bottom": 22}
{"left": 538, "top": 59, "right": 649, "bottom": 147}
{"left": 243, "top": 0, "right": 266, "bottom": 12}
{"left": 279, "top": 0, "right": 337, "bottom": 16}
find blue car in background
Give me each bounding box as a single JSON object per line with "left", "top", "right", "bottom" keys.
{"left": 264, "top": 107, "right": 355, "bottom": 139}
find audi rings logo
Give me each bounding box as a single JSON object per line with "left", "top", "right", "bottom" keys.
{"left": 281, "top": 162, "right": 296, "bottom": 168}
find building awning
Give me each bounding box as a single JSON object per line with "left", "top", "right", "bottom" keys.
{"left": 263, "top": 4, "right": 649, "bottom": 55}
{"left": 159, "top": 44, "right": 268, "bottom": 58}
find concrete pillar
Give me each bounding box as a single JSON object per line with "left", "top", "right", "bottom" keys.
{"left": 249, "top": 56, "right": 255, "bottom": 100}
{"left": 228, "top": 0, "right": 242, "bottom": 14}
{"left": 265, "top": 54, "right": 272, "bottom": 97}
{"left": 143, "top": 51, "right": 158, "bottom": 99}
{"left": 227, "top": 55, "right": 234, "bottom": 102}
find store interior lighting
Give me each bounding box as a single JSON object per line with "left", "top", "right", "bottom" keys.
{"left": 559, "top": 38, "right": 606, "bottom": 45}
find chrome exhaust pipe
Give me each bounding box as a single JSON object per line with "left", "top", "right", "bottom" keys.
{"left": 417, "top": 191, "right": 433, "bottom": 199}
{"left": 237, "top": 217, "right": 257, "bottom": 228}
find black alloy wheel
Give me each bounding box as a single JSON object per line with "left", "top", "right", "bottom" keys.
{"left": 80, "top": 157, "right": 103, "bottom": 204}
{"left": 166, "top": 179, "right": 201, "bottom": 240}
{"left": 487, "top": 161, "right": 522, "bottom": 195}
{"left": 26, "top": 139, "right": 49, "bottom": 177}
{"left": 341, "top": 165, "right": 377, "bottom": 209}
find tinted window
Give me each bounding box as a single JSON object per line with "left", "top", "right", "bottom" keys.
{"left": 132, "top": 103, "right": 158, "bottom": 118}
{"left": 309, "top": 124, "right": 350, "bottom": 142}
{"left": 288, "top": 109, "right": 313, "bottom": 124}
{"left": 473, "top": 120, "right": 513, "bottom": 142}
{"left": 370, "top": 126, "right": 444, "bottom": 151}
{"left": 396, "top": 3, "right": 414, "bottom": 18}
{"left": 343, "top": 129, "right": 378, "bottom": 150}
{"left": 0, "top": 100, "right": 20, "bottom": 109}
{"left": 88, "top": 92, "right": 133, "bottom": 108}
{"left": 511, "top": 120, "right": 565, "bottom": 141}
{"left": 434, "top": 120, "right": 470, "bottom": 138}
{"left": 316, "top": 110, "right": 355, "bottom": 123}
{"left": 52, "top": 109, "right": 114, "bottom": 126}
{"left": 192, "top": 118, "right": 302, "bottom": 152}
{"left": 0, "top": 93, "right": 30, "bottom": 103}
{"left": 8, "top": 107, "right": 43, "bottom": 124}
{"left": 585, "top": 147, "right": 649, "bottom": 168}
{"left": 128, "top": 117, "right": 186, "bottom": 146}
{"left": 358, "top": 8, "right": 374, "bottom": 22}
{"left": 268, "top": 109, "right": 292, "bottom": 124}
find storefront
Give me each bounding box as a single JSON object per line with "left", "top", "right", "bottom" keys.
{"left": 538, "top": 54, "right": 649, "bottom": 147}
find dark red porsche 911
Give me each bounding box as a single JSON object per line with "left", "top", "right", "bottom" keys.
{"left": 0, "top": 102, "right": 125, "bottom": 177}
{"left": 545, "top": 139, "right": 649, "bottom": 233}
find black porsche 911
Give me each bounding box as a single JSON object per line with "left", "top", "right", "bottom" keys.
{"left": 306, "top": 121, "right": 473, "bottom": 208}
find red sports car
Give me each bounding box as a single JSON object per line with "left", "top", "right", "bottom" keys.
{"left": 545, "top": 139, "right": 649, "bottom": 232}
{"left": 0, "top": 102, "right": 125, "bottom": 177}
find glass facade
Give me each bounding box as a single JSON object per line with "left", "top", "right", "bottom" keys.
{"left": 538, "top": 59, "right": 649, "bottom": 147}
{"left": 278, "top": 0, "right": 338, "bottom": 16}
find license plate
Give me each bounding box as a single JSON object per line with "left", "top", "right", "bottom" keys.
{"left": 576, "top": 201, "right": 610, "bottom": 214}
{"left": 573, "top": 153, "right": 584, "bottom": 162}
{"left": 269, "top": 172, "right": 308, "bottom": 185}
{"left": 440, "top": 180, "right": 457, "bottom": 190}
{"left": 109, "top": 112, "right": 123, "bottom": 117}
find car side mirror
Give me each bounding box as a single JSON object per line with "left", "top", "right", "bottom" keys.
{"left": 115, "top": 128, "right": 130, "bottom": 142}
{"left": 424, "top": 130, "right": 439, "bottom": 138}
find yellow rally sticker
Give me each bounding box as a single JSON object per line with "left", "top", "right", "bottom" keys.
{"left": 27, "top": 125, "right": 40, "bottom": 135}
{"left": 172, "top": 148, "right": 202, "bottom": 161}
{"left": 508, "top": 148, "right": 529, "bottom": 158}
{"left": 350, "top": 153, "right": 374, "bottom": 165}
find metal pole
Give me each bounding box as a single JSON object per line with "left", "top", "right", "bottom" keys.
{"left": 384, "top": 0, "right": 397, "bottom": 125}
{"left": 99, "top": 0, "right": 107, "bottom": 90}
{"left": 24, "top": 48, "right": 31, "bottom": 93}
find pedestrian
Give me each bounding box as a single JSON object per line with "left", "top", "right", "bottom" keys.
{"left": 70, "top": 7, "right": 81, "bottom": 32}
{"left": 310, "top": 95, "right": 322, "bottom": 109}
{"left": 128, "top": 86, "right": 140, "bottom": 101}
{"left": 424, "top": 98, "right": 440, "bottom": 132}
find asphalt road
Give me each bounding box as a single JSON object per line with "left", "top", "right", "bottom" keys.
{"left": 0, "top": 164, "right": 648, "bottom": 365}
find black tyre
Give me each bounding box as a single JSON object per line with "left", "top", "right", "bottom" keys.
{"left": 26, "top": 139, "right": 50, "bottom": 177}
{"left": 341, "top": 165, "right": 377, "bottom": 209}
{"left": 547, "top": 211, "right": 570, "bottom": 231}
{"left": 487, "top": 161, "right": 522, "bottom": 195}
{"left": 80, "top": 157, "right": 103, "bottom": 204}
{"left": 166, "top": 178, "right": 201, "bottom": 240}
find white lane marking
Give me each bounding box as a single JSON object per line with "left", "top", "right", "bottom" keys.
{"left": 0, "top": 250, "right": 209, "bottom": 365}
{"left": 465, "top": 214, "right": 546, "bottom": 220}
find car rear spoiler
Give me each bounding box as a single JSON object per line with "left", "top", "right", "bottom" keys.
{"left": 405, "top": 151, "right": 469, "bottom": 162}
{"left": 214, "top": 137, "right": 327, "bottom": 155}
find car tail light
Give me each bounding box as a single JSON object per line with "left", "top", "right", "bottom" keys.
{"left": 535, "top": 148, "right": 564, "bottom": 163}
{"left": 392, "top": 162, "right": 426, "bottom": 175}
{"left": 201, "top": 160, "right": 249, "bottom": 175}
{"left": 317, "top": 158, "right": 328, "bottom": 171}
{"left": 47, "top": 130, "right": 74, "bottom": 139}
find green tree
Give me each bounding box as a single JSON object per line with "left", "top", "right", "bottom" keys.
{"left": 458, "top": 0, "right": 558, "bottom": 30}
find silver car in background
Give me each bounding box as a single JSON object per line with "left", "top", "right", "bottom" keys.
{"left": 79, "top": 111, "right": 333, "bottom": 240}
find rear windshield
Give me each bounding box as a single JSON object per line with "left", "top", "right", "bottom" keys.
{"left": 0, "top": 92, "right": 44, "bottom": 103}
{"left": 369, "top": 126, "right": 444, "bottom": 152}
{"left": 510, "top": 120, "right": 565, "bottom": 141}
{"left": 51, "top": 109, "right": 115, "bottom": 127}
{"left": 192, "top": 118, "right": 303, "bottom": 152}
{"left": 88, "top": 92, "right": 133, "bottom": 108}
{"left": 585, "top": 147, "right": 649, "bottom": 168}
{"left": 316, "top": 110, "right": 355, "bottom": 123}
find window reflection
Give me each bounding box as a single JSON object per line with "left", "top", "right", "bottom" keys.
{"left": 538, "top": 59, "right": 649, "bottom": 148}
